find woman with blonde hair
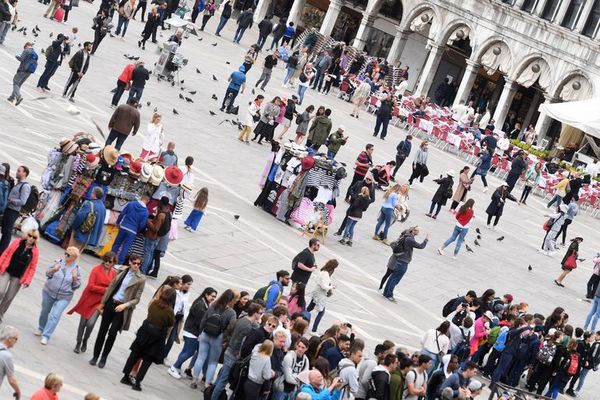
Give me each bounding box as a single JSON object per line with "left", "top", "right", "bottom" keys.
{"left": 37, "top": 246, "right": 81, "bottom": 345}
{"left": 184, "top": 187, "right": 209, "bottom": 232}
{"left": 340, "top": 186, "right": 371, "bottom": 247}
{"left": 307, "top": 260, "right": 338, "bottom": 332}
{"left": 0, "top": 229, "right": 39, "bottom": 321}
{"left": 31, "top": 373, "right": 63, "bottom": 399}
{"left": 140, "top": 113, "right": 164, "bottom": 160}
{"left": 374, "top": 184, "right": 402, "bottom": 245}
{"left": 244, "top": 339, "right": 274, "bottom": 399}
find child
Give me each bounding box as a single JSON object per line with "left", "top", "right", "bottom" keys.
{"left": 184, "top": 187, "right": 208, "bottom": 232}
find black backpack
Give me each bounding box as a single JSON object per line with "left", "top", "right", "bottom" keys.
{"left": 203, "top": 310, "right": 223, "bottom": 337}
{"left": 157, "top": 212, "right": 172, "bottom": 237}
{"left": 452, "top": 329, "right": 471, "bottom": 363}
{"left": 442, "top": 296, "right": 461, "bottom": 317}
{"left": 20, "top": 184, "right": 39, "bottom": 214}
{"left": 390, "top": 235, "right": 406, "bottom": 255}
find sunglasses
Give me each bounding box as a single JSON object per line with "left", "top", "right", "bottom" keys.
{"left": 130, "top": 261, "right": 141, "bottom": 265}
{"left": 27, "top": 233, "right": 37, "bottom": 239}
{"left": 65, "top": 253, "right": 76, "bottom": 258}
{"left": 267, "top": 323, "right": 277, "bottom": 328}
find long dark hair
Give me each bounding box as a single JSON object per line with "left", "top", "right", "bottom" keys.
{"left": 200, "top": 287, "right": 217, "bottom": 303}
{"left": 213, "top": 288, "right": 235, "bottom": 312}
{"left": 321, "top": 259, "right": 339, "bottom": 275}
{"left": 457, "top": 199, "right": 475, "bottom": 215}
{"left": 478, "top": 289, "right": 495, "bottom": 305}
{"left": 290, "top": 282, "right": 306, "bottom": 309}
{"left": 155, "top": 287, "right": 177, "bottom": 309}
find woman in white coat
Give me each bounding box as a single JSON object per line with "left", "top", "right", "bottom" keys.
{"left": 306, "top": 260, "right": 338, "bottom": 333}
{"left": 140, "top": 113, "right": 164, "bottom": 160}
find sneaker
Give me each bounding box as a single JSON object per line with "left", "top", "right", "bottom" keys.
{"left": 15, "top": 98, "right": 23, "bottom": 106}
{"left": 385, "top": 296, "right": 397, "bottom": 302}
{"left": 168, "top": 366, "right": 182, "bottom": 379}
{"left": 40, "top": 337, "right": 48, "bottom": 345}
{"left": 346, "top": 240, "right": 353, "bottom": 247}
{"left": 44, "top": 86, "right": 51, "bottom": 91}
{"left": 425, "top": 213, "right": 432, "bottom": 218}
{"left": 34, "top": 329, "right": 43, "bottom": 336}
{"left": 372, "top": 235, "right": 380, "bottom": 241}
{"left": 452, "top": 255, "right": 457, "bottom": 260}
{"left": 184, "top": 368, "right": 193, "bottom": 379}
{"left": 437, "top": 248, "right": 444, "bottom": 256}
{"left": 338, "top": 238, "right": 346, "bottom": 245}
{"left": 432, "top": 215, "right": 437, "bottom": 219}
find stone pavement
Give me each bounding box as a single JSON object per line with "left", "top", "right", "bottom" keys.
{"left": 0, "top": 2, "right": 599, "bottom": 399}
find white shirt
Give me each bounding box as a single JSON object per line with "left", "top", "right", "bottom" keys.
{"left": 420, "top": 328, "right": 450, "bottom": 355}
{"left": 142, "top": 122, "right": 164, "bottom": 154}
{"left": 246, "top": 101, "right": 261, "bottom": 126}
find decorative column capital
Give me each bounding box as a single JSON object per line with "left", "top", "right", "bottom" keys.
{"left": 465, "top": 59, "right": 481, "bottom": 70}
{"left": 504, "top": 78, "right": 516, "bottom": 89}
{"left": 360, "top": 12, "right": 377, "bottom": 25}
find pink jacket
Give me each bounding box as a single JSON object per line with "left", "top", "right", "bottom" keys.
{"left": 470, "top": 316, "right": 488, "bottom": 354}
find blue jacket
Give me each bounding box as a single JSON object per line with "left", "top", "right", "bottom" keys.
{"left": 440, "top": 371, "right": 470, "bottom": 398}
{"left": 476, "top": 153, "right": 492, "bottom": 175}
{"left": 299, "top": 384, "right": 341, "bottom": 400}
{"left": 0, "top": 179, "right": 9, "bottom": 214}
{"left": 396, "top": 139, "right": 412, "bottom": 158}
{"left": 71, "top": 198, "right": 106, "bottom": 247}
{"left": 116, "top": 200, "right": 148, "bottom": 234}
{"left": 265, "top": 279, "right": 283, "bottom": 310}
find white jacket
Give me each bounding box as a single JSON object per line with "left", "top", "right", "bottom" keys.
{"left": 245, "top": 101, "right": 260, "bottom": 126}
{"left": 310, "top": 270, "right": 333, "bottom": 312}
{"left": 142, "top": 122, "right": 164, "bottom": 155}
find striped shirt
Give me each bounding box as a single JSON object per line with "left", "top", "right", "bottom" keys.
{"left": 355, "top": 151, "right": 372, "bottom": 176}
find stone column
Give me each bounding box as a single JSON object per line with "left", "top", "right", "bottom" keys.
{"left": 287, "top": 0, "right": 306, "bottom": 25}
{"left": 254, "top": 0, "right": 272, "bottom": 23}
{"left": 492, "top": 79, "right": 517, "bottom": 128}
{"left": 386, "top": 29, "right": 409, "bottom": 64}
{"left": 535, "top": 94, "right": 558, "bottom": 142}
{"left": 522, "top": 90, "right": 542, "bottom": 129}
{"left": 352, "top": 13, "right": 376, "bottom": 50}
{"left": 453, "top": 59, "right": 480, "bottom": 107}
{"left": 319, "top": 0, "right": 343, "bottom": 36}
{"left": 554, "top": 0, "right": 572, "bottom": 24}
{"left": 414, "top": 43, "right": 444, "bottom": 97}
{"left": 535, "top": 0, "right": 548, "bottom": 16}
{"left": 576, "top": 0, "right": 595, "bottom": 32}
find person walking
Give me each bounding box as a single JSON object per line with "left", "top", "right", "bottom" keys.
{"left": 0, "top": 230, "right": 39, "bottom": 322}
{"left": 391, "top": 134, "right": 412, "bottom": 180}
{"left": 335, "top": 173, "right": 375, "bottom": 237}
{"left": 449, "top": 166, "right": 472, "bottom": 213}
{"left": 0, "top": 0, "right": 14, "bottom": 46}
{"left": 518, "top": 161, "right": 541, "bottom": 205}
{"left": 190, "top": 289, "right": 239, "bottom": 390}
{"left": 256, "top": 16, "right": 272, "bottom": 49}
{"left": 312, "top": 50, "right": 332, "bottom": 92}
{"left": 373, "top": 185, "right": 402, "bottom": 245}
{"left": 115, "top": 0, "right": 135, "bottom": 38}
{"left": 238, "top": 95, "right": 263, "bottom": 143}
{"left": 269, "top": 18, "right": 286, "bottom": 50}
{"left": 128, "top": 61, "right": 149, "bottom": 103}
{"left": 290, "top": 239, "right": 320, "bottom": 286}
{"left": 63, "top": 41, "right": 92, "bottom": 102}
{"left": 276, "top": 95, "right": 297, "bottom": 140}
{"left": 584, "top": 281, "right": 600, "bottom": 332}
{"left": 437, "top": 199, "right": 475, "bottom": 259}
{"left": 69, "top": 187, "right": 106, "bottom": 251}
{"left": 372, "top": 92, "right": 394, "bottom": 140}
{"left": 546, "top": 171, "right": 570, "bottom": 210}
{"left": 382, "top": 226, "right": 429, "bottom": 302}
{"left": 111, "top": 62, "right": 135, "bottom": 107}
{"left": 554, "top": 200, "right": 578, "bottom": 247}
{"left": 37, "top": 34, "right": 69, "bottom": 92}
{"left": 91, "top": 10, "right": 113, "bottom": 54}
{"left": 282, "top": 21, "right": 295, "bottom": 44}
{"left": 221, "top": 65, "right": 246, "bottom": 113}
{"left": 91, "top": 255, "right": 146, "bottom": 368}
{"left": 554, "top": 237, "right": 582, "bottom": 287}
{"left": 252, "top": 97, "right": 281, "bottom": 144}
{"left": 282, "top": 50, "right": 299, "bottom": 88}
{"left": 506, "top": 150, "right": 527, "bottom": 193}
{"left": 339, "top": 187, "right": 371, "bottom": 247}
{"left": 470, "top": 148, "right": 492, "bottom": 192}
{"left": 214, "top": 0, "right": 232, "bottom": 36}
{"left": 294, "top": 104, "right": 313, "bottom": 144}
{"left": 36, "top": 247, "right": 82, "bottom": 345}
{"left": 307, "top": 108, "right": 332, "bottom": 151}
{"left": 184, "top": 187, "right": 209, "bottom": 232}
{"left": 0, "top": 325, "right": 20, "bottom": 398}
{"left": 296, "top": 62, "right": 314, "bottom": 106}
{"left": 131, "top": 0, "right": 146, "bottom": 20}
{"left": 232, "top": 7, "right": 253, "bottom": 43}
{"left": 106, "top": 98, "right": 141, "bottom": 150}
{"left": 7, "top": 42, "right": 38, "bottom": 106}
{"left": 0, "top": 166, "right": 30, "bottom": 255}
{"left": 427, "top": 170, "right": 455, "bottom": 219}
{"left": 485, "top": 182, "right": 516, "bottom": 230}
{"left": 307, "top": 260, "right": 338, "bottom": 332}
{"left": 350, "top": 79, "right": 372, "bottom": 118}
{"left": 408, "top": 141, "right": 429, "bottom": 186}
{"left": 120, "top": 287, "right": 175, "bottom": 391}
{"left": 242, "top": 44, "right": 258, "bottom": 73}
{"left": 255, "top": 51, "right": 279, "bottom": 91}
{"left": 541, "top": 204, "right": 568, "bottom": 255}
{"left": 138, "top": 6, "right": 160, "bottom": 49}
{"left": 68, "top": 252, "right": 117, "bottom": 354}
{"left": 244, "top": 339, "right": 274, "bottom": 398}
{"left": 586, "top": 255, "right": 600, "bottom": 300}
{"left": 140, "top": 113, "right": 164, "bottom": 160}
{"left": 199, "top": 0, "right": 216, "bottom": 30}
{"left": 345, "top": 144, "right": 374, "bottom": 200}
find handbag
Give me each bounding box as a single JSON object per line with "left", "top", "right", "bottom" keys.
{"left": 563, "top": 254, "right": 578, "bottom": 270}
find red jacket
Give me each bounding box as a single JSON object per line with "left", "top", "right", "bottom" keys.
{"left": 31, "top": 388, "right": 58, "bottom": 400}
{"left": 68, "top": 264, "right": 117, "bottom": 319}
{"left": 0, "top": 238, "right": 39, "bottom": 286}
{"left": 118, "top": 63, "right": 134, "bottom": 83}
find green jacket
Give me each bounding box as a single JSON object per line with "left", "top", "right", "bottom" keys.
{"left": 308, "top": 116, "right": 332, "bottom": 148}
{"left": 327, "top": 131, "right": 347, "bottom": 154}
{"left": 389, "top": 370, "right": 406, "bottom": 400}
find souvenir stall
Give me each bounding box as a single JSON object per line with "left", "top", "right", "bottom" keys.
{"left": 255, "top": 142, "right": 346, "bottom": 234}
{"left": 36, "top": 135, "right": 189, "bottom": 258}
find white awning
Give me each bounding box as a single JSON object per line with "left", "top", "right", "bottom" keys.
{"left": 540, "top": 98, "right": 600, "bottom": 139}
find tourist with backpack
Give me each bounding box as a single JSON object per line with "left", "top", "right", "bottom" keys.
{"left": 255, "top": 270, "right": 289, "bottom": 311}
{"left": 545, "top": 339, "right": 580, "bottom": 399}
{"left": 541, "top": 204, "right": 568, "bottom": 256}
{"left": 141, "top": 197, "right": 171, "bottom": 275}
{"left": 565, "top": 331, "right": 594, "bottom": 396}
{"left": 426, "top": 354, "right": 459, "bottom": 400}
{"left": 404, "top": 354, "right": 431, "bottom": 400}
{"left": 570, "top": 331, "right": 600, "bottom": 396}
{"left": 446, "top": 312, "right": 473, "bottom": 365}
{"left": 191, "top": 288, "right": 239, "bottom": 390}
{"left": 507, "top": 325, "right": 542, "bottom": 386}
{"left": 7, "top": 42, "right": 37, "bottom": 106}
{"left": 69, "top": 187, "right": 106, "bottom": 251}
{"left": 0, "top": 166, "right": 33, "bottom": 255}
{"left": 439, "top": 361, "right": 478, "bottom": 398}
{"left": 37, "top": 33, "right": 70, "bottom": 92}
{"left": 526, "top": 330, "right": 563, "bottom": 394}
{"left": 490, "top": 317, "right": 533, "bottom": 387}
{"left": 420, "top": 322, "right": 451, "bottom": 374}
{"left": 280, "top": 337, "right": 310, "bottom": 398}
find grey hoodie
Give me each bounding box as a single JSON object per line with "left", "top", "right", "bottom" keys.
{"left": 338, "top": 357, "right": 359, "bottom": 399}
{"left": 43, "top": 259, "right": 81, "bottom": 301}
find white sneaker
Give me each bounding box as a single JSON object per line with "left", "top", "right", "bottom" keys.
{"left": 483, "top": 187, "right": 488, "bottom": 193}
{"left": 34, "top": 329, "right": 43, "bottom": 336}
{"left": 40, "top": 337, "right": 48, "bottom": 345}
{"left": 437, "top": 248, "right": 444, "bottom": 256}
{"left": 168, "top": 366, "right": 181, "bottom": 379}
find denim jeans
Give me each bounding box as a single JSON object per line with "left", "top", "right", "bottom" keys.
{"left": 374, "top": 207, "right": 394, "bottom": 239}
{"left": 283, "top": 67, "right": 295, "bottom": 85}
{"left": 584, "top": 296, "right": 600, "bottom": 331}
{"left": 111, "top": 80, "right": 127, "bottom": 106}
{"left": 374, "top": 115, "right": 391, "bottom": 139}
{"left": 383, "top": 261, "right": 408, "bottom": 298}
{"left": 173, "top": 336, "right": 198, "bottom": 369}
{"left": 9, "top": 71, "right": 31, "bottom": 101}
{"left": 39, "top": 291, "right": 71, "bottom": 340}
{"left": 142, "top": 238, "right": 159, "bottom": 274}
{"left": 576, "top": 367, "right": 590, "bottom": 392}
{"left": 443, "top": 226, "right": 469, "bottom": 255}
{"left": 547, "top": 194, "right": 563, "bottom": 209}
{"left": 327, "top": 150, "right": 337, "bottom": 160}
{"left": 0, "top": 21, "right": 10, "bottom": 44}
{"left": 257, "top": 34, "right": 267, "bottom": 48}
{"left": 115, "top": 16, "right": 130, "bottom": 36}
{"left": 111, "top": 228, "right": 137, "bottom": 264}
{"left": 211, "top": 352, "right": 237, "bottom": 400}
{"left": 307, "top": 301, "right": 325, "bottom": 332}
{"left": 37, "top": 60, "right": 60, "bottom": 88}
{"left": 221, "top": 87, "right": 239, "bottom": 112}
{"left": 233, "top": 25, "right": 246, "bottom": 43}
{"left": 192, "top": 332, "right": 222, "bottom": 384}
{"left": 215, "top": 15, "right": 228, "bottom": 35}
{"left": 343, "top": 219, "right": 358, "bottom": 240}
{"left": 297, "top": 85, "right": 308, "bottom": 105}
{"left": 105, "top": 129, "right": 128, "bottom": 151}
{"left": 127, "top": 85, "right": 144, "bottom": 103}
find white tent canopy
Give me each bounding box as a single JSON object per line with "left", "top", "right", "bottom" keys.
{"left": 539, "top": 97, "right": 600, "bottom": 139}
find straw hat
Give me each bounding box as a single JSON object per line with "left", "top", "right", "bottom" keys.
{"left": 139, "top": 163, "right": 153, "bottom": 183}
{"left": 149, "top": 164, "right": 165, "bottom": 186}
{"left": 102, "top": 146, "right": 119, "bottom": 166}
{"left": 61, "top": 140, "right": 79, "bottom": 155}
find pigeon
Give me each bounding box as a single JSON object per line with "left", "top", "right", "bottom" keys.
{"left": 180, "top": 80, "right": 185, "bottom": 84}
{"left": 198, "top": 37, "right": 203, "bottom": 41}
{"left": 189, "top": 90, "right": 197, "bottom": 95}
{"left": 179, "top": 93, "right": 184, "bottom": 99}
{"left": 185, "top": 97, "right": 194, "bottom": 103}
{"left": 49, "top": 32, "right": 53, "bottom": 38}
{"left": 528, "top": 265, "right": 533, "bottom": 271}
{"left": 476, "top": 228, "right": 481, "bottom": 234}
{"left": 578, "top": 258, "right": 586, "bottom": 262}
{"left": 22, "top": 31, "right": 26, "bottom": 36}
{"left": 465, "top": 244, "right": 474, "bottom": 253}
{"left": 33, "top": 32, "right": 38, "bottom": 37}
{"left": 234, "top": 215, "right": 240, "bottom": 220}
{"left": 474, "top": 239, "right": 481, "bottom": 247}
{"left": 226, "top": 61, "right": 230, "bottom": 65}
{"left": 171, "top": 81, "right": 175, "bottom": 87}
{"left": 16, "top": 27, "right": 24, "bottom": 32}
{"left": 212, "top": 75, "right": 218, "bottom": 81}
{"left": 146, "top": 101, "right": 151, "bottom": 107}
{"left": 251, "top": 88, "right": 255, "bottom": 94}
{"left": 212, "top": 42, "right": 218, "bottom": 46}
{"left": 496, "top": 236, "right": 505, "bottom": 242}
{"left": 153, "top": 107, "right": 158, "bottom": 112}
{"left": 78, "top": 43, "right": 82, "bottom": 47}
{"left": 211, "top": 94, "right": 218, "bottom": 100}
{"left": 477, "top": 235, "right": 481, "bottom": 240}
{"left": 209, "top": 111, "right": 217, "bottom": 116}
{"left": 173, "top": 108, "right": 179, "bottom": 115}
{"left": 196, "top": 68, "right": 202, "bottom": 74}
{"left": 35, "top": 25, "right": 40, "bottom": 31}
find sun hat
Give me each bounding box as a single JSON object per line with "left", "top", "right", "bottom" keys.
{"left": 164, "top": 165, "right": 183, "bottom": 185}
{"left": 61, "top": 140, "right": 79, "bottom": 155}
{"left": 86, "top": 153, "right": 100, "bottom": 169}
{"left": 139, "top": 163, "right": 153, "bottom": 183}
{"left": 150, "top": 164, "right": 165, "bottom": 186}
{"left": 129, "top": 160, "right": 142, "bottom": 177}
{"left": 446, "top": 169, "right": 456, "bottom": 178}
{"left": 102, "top": 146, "right": 119, "bottom": 166}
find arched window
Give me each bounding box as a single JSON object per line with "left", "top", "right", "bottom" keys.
{"left": 582, "top": 0, "right": 600, "bottom": 36}
{"left": 562, "top": 0, "right": 585, "bottom": 28}
{"left": 541, "top": 0, "right": 561, "bottom": 20}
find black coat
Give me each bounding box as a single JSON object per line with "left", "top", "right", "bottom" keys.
{"left": 349, "top": 180, "right": 375, "bottom": 203}
{"left": 129, "top": 320, "right": 171, "bottom": 363}
{"left": 258, "top": 18, "right": 272, "bottom": 37}
{"left": 347, "top": 195, "right": 370, "bottom": 219}
{"left": 68, "top": 49, "right": 90, "bottom": 74}
{"left": 0, "top": 2, "right": 11, "bottom": 22}
{"left": 432, "top": 176, "right": 454, "bottom": 205}
{"left": 506, "top": 156, "right": 527, "bottom": 187}
{"left": 486, "top": 187, "right": 516, "bottom": 217}
{"left": 237, "top": 9, "right": 253, "bottom": 28}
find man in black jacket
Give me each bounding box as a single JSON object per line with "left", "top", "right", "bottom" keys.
{"left": 63, "top": 41, "right": 92, "bottom": 102}
{"left": 490, "top": 318, "right": 532, "bottom": 387}
{"left": 370, "top": 353, "right": 398, "bottom": 400}
{"left": 239, "top": 315, "right": 277, "bottom": 359}
{"left": 127, "top": 61, "right": 149, "bottom": 104}
{"left": 233, "top": 7, "right": 253, "bottom": 44}
{"left": 257, "top": 17, "right": 272, "bottom": 49}
{"left": 373, "top": 92, "right": 394, "bottom": 140}
{"left": 335, "top": 174, "right": 375, "bottom": 236}
{"left": 37, "top": 34, "right": 70, "bottom": 91}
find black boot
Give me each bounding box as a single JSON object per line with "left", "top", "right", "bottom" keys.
{"left": 81, "top": 338, "right": 88, "bottom": 353}
{"left": 120, "top": 375, "right": 133, "bottom": 386}
{"left": 74, "top": 342, "right": 81, "bottom": 354}
{"left": 132, "top": 382, "right": 142, "bottom": 391}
